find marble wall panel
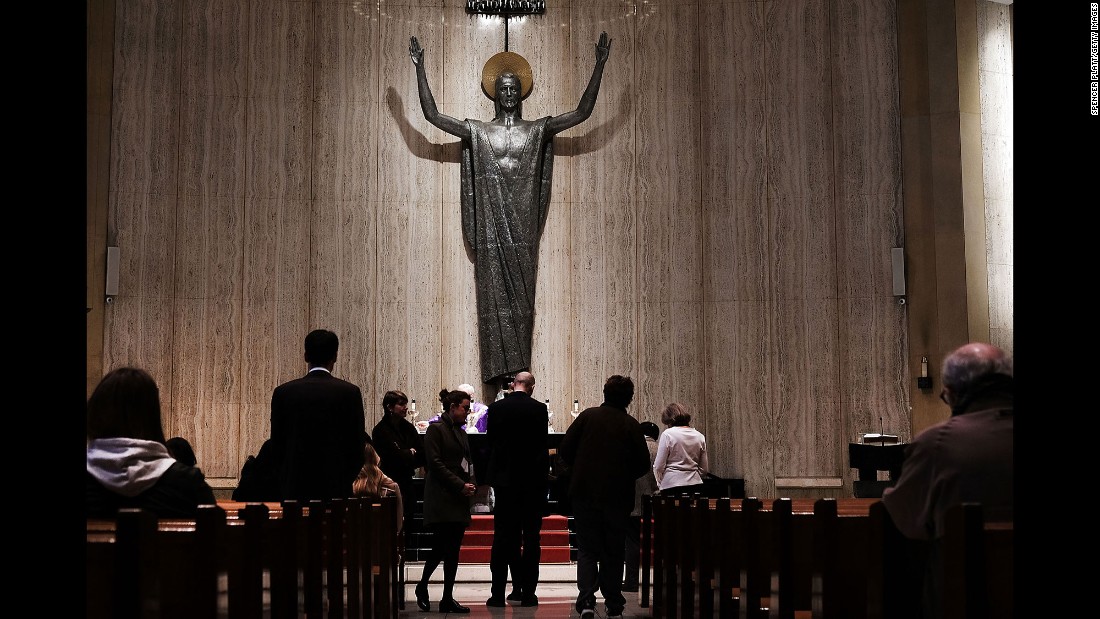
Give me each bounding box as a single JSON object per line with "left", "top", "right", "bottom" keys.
{"left": 165, "top": 398, "right": 238, "bottom": 477}
{"left": 174, "top": 194, "right": 243, "bottom": 302}
{"left": 377, "top": 198, "right": 444, "bottom": 410}
{"left": 109, "top": 191, "right": 176, "bottom": 299}
{"left": 635, "top": 97, "right": 702, "bottom": 204}
{"left": 703, "top": 197, "right": 770, "bottom": 304}
{"left": 170, "top": 297, "right": 242, "bottom": 477}
{"left": 241, "top": 196, "right": 310, "bottom": 404}
{"left": 181, "top": 0, "right": 246, "bottom": 97}
{"left": 247, "top": 1, "right": 314, "bottom": 100}
{"left": 441, "top": 198, "right": 481, "bottom": 389}
{"left": 533, "top": 199, "right": 574, "bottom": 430}
{"left": 313, "top": 101, "right": 380, "bottom": 202}
{"left": 635, "top": 2, "right": 699, "bottom": 104}
{"left": 770, "top": 193, "right": 837, "bottom": 301}
{"left": 439, "top": 5, "right": 499, "bottom": 116}
{"left": 245, "top": 96, "right": 313, "bottom": 200}
{"left": 171, "top": 297, "right": 242, "bottom": 406}
{"left": 604, "top": 199, "right": 639, "bottom": 377}
{"left": 635, "top": 300, "right": 672, "bottom": 421}
{"left": 984, "top": 194, "right": 1012, "bottom": 267}
{"left": 179, "top": 95, "right": 246, "bottom": 198}
{"left": 239, "top": 296, "right": 309, "bottom": 434}
{"left": 104, "top": 296, "right": 177, "bottom": 400}
{"left": 830, "top": 0, "right": 902, "bottom": 198}
{"left": 699, "top": 0, "right": 765, "bottom": 102}
{"left": 113, "top": 0, "right": 181, "bottom": 97}
{"left": 837, "top": 295, "right": 910, "bottom": 446}
{"left": 764, "top": 0, "right": 833, "bottom": 200}
{"left": 110, "top": 89, "right": 181, "bottom": 196}
{"left": 245, "top": 197, "right": 311, "bottom": 303}
{"left": 239, "top": 397, "right": 273, "bottom": 470}
{"left": 703, "top": 299, "right": 772, "bottom": 494}
{"left": 315, "top": 1, "right": 381, "bottom": 104}
{"left": 771, "top": 296, "right": 841, "bottom": 478}
{"left": 570, "top": 299, "right": 609, "bottom": 412}
{"left": 700, "top": 97, "right": 767, "bottom": 209}
{"left": 566, "top": 3, "right": 636, "bottom": 202}
{"left": 835, "top": 192, "right": 902, "bottom": 299}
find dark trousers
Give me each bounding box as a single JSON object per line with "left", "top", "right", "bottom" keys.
{"left": 490, "top": 486, "right": 546, "bottom": 598}
{"left": 418, "top": 522, "right": 467, "bottom": 600}
{"left": 623, "top": 515, "right": 642, "bottom": 586}
{"left": 572, "top": 497, "right": 629, "bottom": 616}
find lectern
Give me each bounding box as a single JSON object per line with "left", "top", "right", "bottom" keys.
{"left": 848, "top": 441, "right": 907, "bottom": 498}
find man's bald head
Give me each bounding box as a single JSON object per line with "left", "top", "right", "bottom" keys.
{"left": 512, "top": 371, "right": 535, "bottom": 394}
{"left": 942, "top": 342, "right": 1013, "bottom": 396}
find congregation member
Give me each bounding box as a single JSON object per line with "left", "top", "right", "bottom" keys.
{"left": 269, "top": 329, "right": 368, "bottom": 501}
{"left": 882, "top": 342, "right": 1013, "bottom": 618}
{"left": 86, "top": 367, "right": 216, "bottom": 518}
{"left": 558, "top": 375, "right": 652, "bottom": 619}
{"left": 415, "top": 390, "right": 478, "bottom": 614}
{"left": 623, "top": 420, "right": 660, "bottom": 591}
{"left": 371, "top": 389, "right": 424, "bottom": 529}
{"left": 352, "top": 442, "right": 404, "bottom": 532}
{"left": 484, "top": 371, "right": 549, "bottom": 608}
{"left": 653, "top": 402, "right": 710, "bottom": 496}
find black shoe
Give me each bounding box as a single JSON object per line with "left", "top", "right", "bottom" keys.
{"left": 485, "top": 596, "right": 506, "bottom": 607}
{"left": 506, "top": 590, "right": 523, "bottom": 602}
{"left": 438, "top": 598, "right": 470, "bottom": 613}
{"left": 520, "top": 595, "right": 539, "bottom": 607}
{"left": 415, "top": 582, "right": 430, "bottom": 611}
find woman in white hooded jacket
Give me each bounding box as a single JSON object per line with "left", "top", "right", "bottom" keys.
{"left": 86, "top": 367, "right": 216, "bottom": 518}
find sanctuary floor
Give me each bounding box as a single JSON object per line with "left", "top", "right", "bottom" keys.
{"left": 400, "top": 562, "right": 646, "bottom": 618}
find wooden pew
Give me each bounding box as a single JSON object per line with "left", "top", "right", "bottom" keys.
{"left": 648, "top": 495, "right": 882, "bottom": 619}
{"left": 942, "top": 503, "right": 1013, "bottom": 619}
{"left": 85, "top": 496, "right": 402, "bottom": 619}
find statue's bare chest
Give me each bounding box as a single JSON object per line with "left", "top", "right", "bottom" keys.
{"left": 484, "top": 122, "right": 535, "bottom": 175}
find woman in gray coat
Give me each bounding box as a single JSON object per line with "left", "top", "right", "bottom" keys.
{"left": 414, "top": 389, "right": 477, "bottom": 613}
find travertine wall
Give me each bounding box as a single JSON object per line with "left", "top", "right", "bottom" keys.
{"left": 89, "top": 0, "right": 1013, "bottom": 498}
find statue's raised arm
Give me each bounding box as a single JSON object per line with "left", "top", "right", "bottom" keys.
{"left": 409, "top": 36, "right": 470, "bottom": 139}
{"left": 546, "top": 32, "right": 612, "bottom": 135}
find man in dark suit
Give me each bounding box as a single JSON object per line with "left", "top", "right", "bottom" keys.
{"left": 270, "top": 329, "right": 368, "bottom": 501}
{"left": 483, "top": 371, "right": 549, "bottom": 608}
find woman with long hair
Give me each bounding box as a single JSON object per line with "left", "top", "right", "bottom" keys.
{"left": 352, "top": 442, "right": 404, "bottom": 532}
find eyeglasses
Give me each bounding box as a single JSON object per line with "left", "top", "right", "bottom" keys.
{"left": 939, "top": 390, "right": 949, "bottom": 405}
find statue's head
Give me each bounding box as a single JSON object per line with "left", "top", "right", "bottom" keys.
{"left": 494, "top": 72, "right": 522, "bottom": 114}
{"left": 482, "top": 51, "right": 533, "bottom": 116}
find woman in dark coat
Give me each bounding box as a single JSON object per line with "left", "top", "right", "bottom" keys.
{"left": 414, "top": 389, "right": 477, "bottom": 613}
{"left": 371, "top": 390, "right": 424, "bottom": 528}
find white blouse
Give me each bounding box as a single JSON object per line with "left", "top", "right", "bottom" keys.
{"left": 653, "top": 425, "right": 709, "bottom": 491}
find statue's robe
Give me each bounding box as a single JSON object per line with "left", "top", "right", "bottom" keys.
{"left": 461, "top": 117, "right": 554, "bottom": 384}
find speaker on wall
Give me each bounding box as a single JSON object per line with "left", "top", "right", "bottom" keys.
{"left": 105, "top": 246, "right": 120, "bottom": 298}
{"left": 891, "top": 247, "right": 905, "bottom": 298}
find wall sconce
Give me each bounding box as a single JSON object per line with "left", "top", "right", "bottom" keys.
{"left": 916, "top": 355, "right": 932, "bottom": 390}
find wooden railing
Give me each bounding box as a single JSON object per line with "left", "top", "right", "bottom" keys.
{"left": 644, "top": 495, "right": 1012, "bottom": 619}
{"left": 86, "top": 496, "right": 402, "bottom": 619}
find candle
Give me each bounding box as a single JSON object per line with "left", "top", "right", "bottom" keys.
{"left": 920, "top": 357, "right": 928, "bottom": 378}
{"left": 410, "top": 399, "right": 416, "bottom": 412}
{"left": 573, "top": 400, "right": 579, "bottom": 412}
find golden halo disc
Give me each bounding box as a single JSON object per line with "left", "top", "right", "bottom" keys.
{"left": 481, "top": 51, "right": 533, "bottom": 100}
